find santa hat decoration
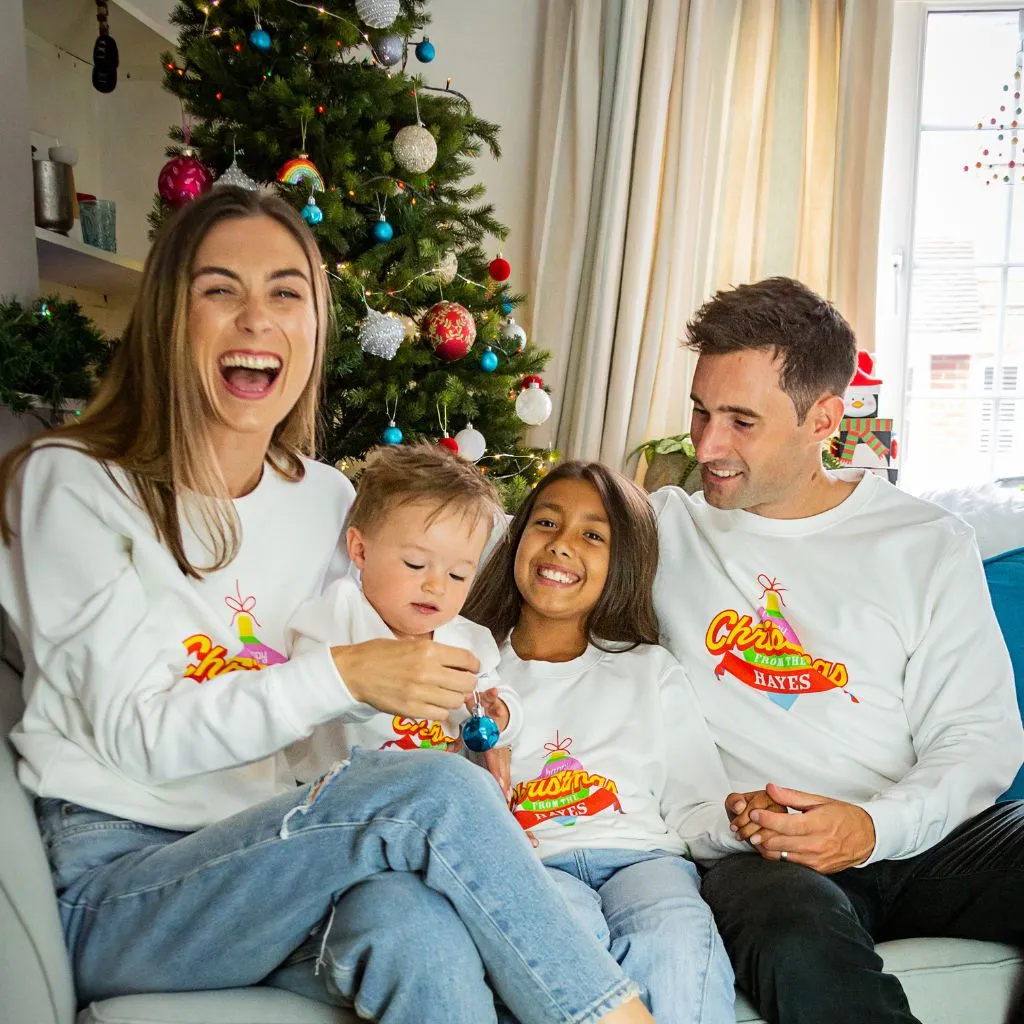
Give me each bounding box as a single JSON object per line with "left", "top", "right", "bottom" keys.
{"left": 849, "top": 350, "right": 883, "bottom": 388}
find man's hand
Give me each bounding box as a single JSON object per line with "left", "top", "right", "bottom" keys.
{"left": 331, "top": 638, "right": 479, "bottom": 720}
{"left": 725, "top": 789, "right": 786, "bottom": 843}
{"left": 745, "top": 783, "right": 877, "bottom": 874}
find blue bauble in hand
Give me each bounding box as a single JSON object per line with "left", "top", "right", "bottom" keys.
{"left": 249, "top": 28, "right": 272, "bottom": 52}
{"left": 463, "top": 708, "right": 499, "bottom": 752}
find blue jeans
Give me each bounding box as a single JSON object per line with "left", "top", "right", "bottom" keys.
{"left": 543, "top": 849, "right": 735, "bottom": 1024}
{"left": 36, "top": 749, "right": 636, "bottom": 1023}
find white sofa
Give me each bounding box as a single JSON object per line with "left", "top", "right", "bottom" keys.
{"left": 2, "top": 482, "right": 1022, "bottom": 1024}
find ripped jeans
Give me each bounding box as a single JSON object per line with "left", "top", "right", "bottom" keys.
{"left": 36, "top": 749, "right": 636, "bottom": 1023}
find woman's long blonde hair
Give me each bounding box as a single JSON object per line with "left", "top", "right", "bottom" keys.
{"left": 0, "top": 187, "right": 331, "bottom": 578}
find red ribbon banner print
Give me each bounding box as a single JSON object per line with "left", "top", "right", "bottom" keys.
{"left": 715, "top": 651, "right": 852, "bottom": 698}
{"left": 514, "top": 788, "right": 623, "bottom": 829}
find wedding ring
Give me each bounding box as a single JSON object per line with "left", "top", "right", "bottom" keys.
{"left": 780, "top": 850, "right": 789, "bottom": 861}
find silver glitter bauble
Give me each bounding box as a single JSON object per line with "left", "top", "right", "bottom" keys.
{"left": 500, "top": 318, "right": 527, "bottom": 348}
{"left": 434, "top": 250, "right": 458, "bottom": 285}
{"left": 215, "top": 159, "right": 260, "bottom": 192}
{"left": 358, "top": 309, "right": 404, "bottom": 360}
{"left": 393, "top": 124, "right": 437, "bottom": 174}
{"left": 376, "top": 34, "right": 405, "bottom": 66}
{"left": 355, "top": 0, "right": 400, "bottom": 29}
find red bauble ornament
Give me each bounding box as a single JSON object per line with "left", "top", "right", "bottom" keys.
{"left": 423, "top": 301, "right": 477, "bottom": 361}
{"left": 520, "top": 374, "right": 544, "bottom": 389}
{"left": 158, "top": 152, "right": 213, "bottom": 208}
{"left": 438, "top": 436, "right": 460, "bottom": 455}
{"left": 488, "top": 256, "right": 512, "bottom": 282}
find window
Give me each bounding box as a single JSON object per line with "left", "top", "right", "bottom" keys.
{"left": 877, "top": 3, "right": 1024, "bottom": 493}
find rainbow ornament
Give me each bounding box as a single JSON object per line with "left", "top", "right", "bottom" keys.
{"left": 277, "top": 156, "right": 324, "bottom": 192}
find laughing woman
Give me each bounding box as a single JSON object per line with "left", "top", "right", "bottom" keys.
{"left": 0, "top": 188, "right": 653, "bottom": 1024}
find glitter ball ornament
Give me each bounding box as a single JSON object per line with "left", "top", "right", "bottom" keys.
{"left": 249, "top": 28, "right": 272, "bottom": 52}
{"left": 376, "top": 34, "right": 404, "bottom": 66}
{"left": 373, "top": 217, "right": 394, "bottom": 242}
{"left": 359, "top": 309, "right": 404, "bottom": 360}
{"left": 463, "top": 695, "right": 499, "bottom": 752}
{"left": 454, "top": 423, "right": 486, "bottom": 462}
{"left": 393, "top": 124, "right": 437, "bottom": 174}
{"left": 516, "top": 381, "right": 553, "bottom": 426}
{"left": 355, "top": 0, "right": 400, "bottom": 29}
{"left": 480, "top": 347, "right": 499, "bottom": 373}
{"left": 438, "top": 435, "right": 460, "bottom": 455}
{"left": 500, "top": 319, "right": 527, "bottom": 349}
{"left": 489, "top": 256, "right": 511, "bottom": 281}
{"left": 382, "top": 420, "right": 404, "bottom": 445}
{"left": 424, "top": 301, "right": 476, "bottom": 361}
{"left": 158, "top": 152, "right": 213, "bottom": 208}
{"left": 301, "top": 196, "right": 324, "bottom": 225}
{"left": 415, "top": 37, "right": 435, "bottom": 62}
{"left": 215, "top": 158, "right": 259, "bottom": 191}
{"left": 434, "top": 250, "right": 458, "bottom": 285}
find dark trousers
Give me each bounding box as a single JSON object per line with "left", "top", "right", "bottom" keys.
{"left": 701, "top": 801, "right": 1024, "bottom": 1024}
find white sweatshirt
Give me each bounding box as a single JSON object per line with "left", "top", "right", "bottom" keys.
{"left": 650, "top": 470, "right": 1023, "bottom": 865}
{"left": 1, "top": 445, "right": 361, "bottom": 830}
{"left": 286, "top": 576, "right": 522, "bottom": 773}
{"left": 501, "top": 641, "right": 745, "bottom": 862}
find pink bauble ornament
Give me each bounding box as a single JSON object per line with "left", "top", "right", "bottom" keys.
{"left": 158, "top": 152, "right": 213, "bottom": 208}
{"left": 423, "top": 301, "right": 477, "bottom": 361}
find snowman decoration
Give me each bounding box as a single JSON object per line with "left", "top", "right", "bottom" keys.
{"left": 834, "top": 351, "right": 899, "bottom": 483}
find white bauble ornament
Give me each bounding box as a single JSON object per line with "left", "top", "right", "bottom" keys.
{"left": 358, "top": 309, "right": 404, "bottom": 359}
{"left": 515, "top": 381, "right": 553, "bottom": 426}
{"left": 454, "top": 423, "right": 486, "bottom": 462}
{"left": 355, "top": 0, "right": 400, "bottom": 29}
{"left": 393, "top": 124, "right": 437, "bottom": 174}
{"left": 500, "top": 318, "right": 527, "bottom": 349}
{"left": 434, "top": 250, "right": 458, "bottom": 285}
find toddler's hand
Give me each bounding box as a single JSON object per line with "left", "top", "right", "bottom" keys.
{"left": 726, "top": 789, "right": 786, "bottom": 844}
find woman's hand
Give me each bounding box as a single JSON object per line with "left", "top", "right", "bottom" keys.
{"left": 331, "top": 638, "right": 479, "bottom": 720}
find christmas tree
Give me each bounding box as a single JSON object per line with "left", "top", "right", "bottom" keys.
{"left": 156, "top": 0, "right": 555, "bottom": 507}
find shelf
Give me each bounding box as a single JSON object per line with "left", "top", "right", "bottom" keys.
{"left": 23, "top": 0, "right": 177, "bottom": 81}
{"left": 36, "top": 228, "right": 143, "bottom": 297}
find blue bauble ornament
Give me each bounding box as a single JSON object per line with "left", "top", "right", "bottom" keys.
{"left": 480, "top": 347, "right": 499, "bottom": 373}
{"left": 462, "top": 707, "right": 500, "bottom": 752}
{"left": 373, "top": 218, "right": 394, "bottom": 243}
{"left": 301, "top": 197, "right": 323, "bottom": 225}
{"left": 249, "top": 28, "right": 272, "bottom": 52}
{"left": 415, "top": 37, "right": 435, "bottom": 63}
{"left": 500, "top": 298, "right": 514, "bottom": 316}
{"left": 382, "top": 421, "right": 404, "bottom": 445}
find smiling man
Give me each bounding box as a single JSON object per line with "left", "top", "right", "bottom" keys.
{"left": 649, "top": 277, "right": 1024, "bottom": 1024}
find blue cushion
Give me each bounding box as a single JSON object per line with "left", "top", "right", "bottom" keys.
{"left": 985, "top": 546, "right": 1024, "bottom": 800}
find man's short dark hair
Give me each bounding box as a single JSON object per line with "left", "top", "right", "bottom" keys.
{"left": 685, "top": 277, "right": 857, "bottom": 421}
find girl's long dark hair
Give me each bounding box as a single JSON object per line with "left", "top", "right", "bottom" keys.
{"left": 464, "top": 461, "right": 660, "bottom": 651}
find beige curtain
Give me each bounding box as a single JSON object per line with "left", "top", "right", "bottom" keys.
{"left": 528, "top": 0, "right": 894, "bottom": 469}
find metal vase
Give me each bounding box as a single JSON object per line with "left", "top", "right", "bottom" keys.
{"left": 33, "top": 160, "right": 75, "bottom": 234}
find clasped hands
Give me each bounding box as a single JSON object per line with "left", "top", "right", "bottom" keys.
{"left": 725, "top": 782, "right": 877, "bottom": 874}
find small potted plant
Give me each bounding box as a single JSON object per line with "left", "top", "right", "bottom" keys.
{"left": 634, "top": 433, "right": 700, "bottom": 493}
{"left": 0, "top": 294, "right": 112, "bottom": 431}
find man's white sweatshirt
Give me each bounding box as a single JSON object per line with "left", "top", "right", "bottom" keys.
{"left": 650, "top": 470, "right": 1023, "bottom": 864}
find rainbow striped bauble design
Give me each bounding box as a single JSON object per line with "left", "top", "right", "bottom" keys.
{"left": 277, "top": 156, "right": 324, "bottom": 192}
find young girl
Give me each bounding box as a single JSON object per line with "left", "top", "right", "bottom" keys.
{"left": 465, "top": 461, "right": 744, "bottom": 1024}
{"left": 0, "top": 189, "right": 654, "bottom": 1024}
